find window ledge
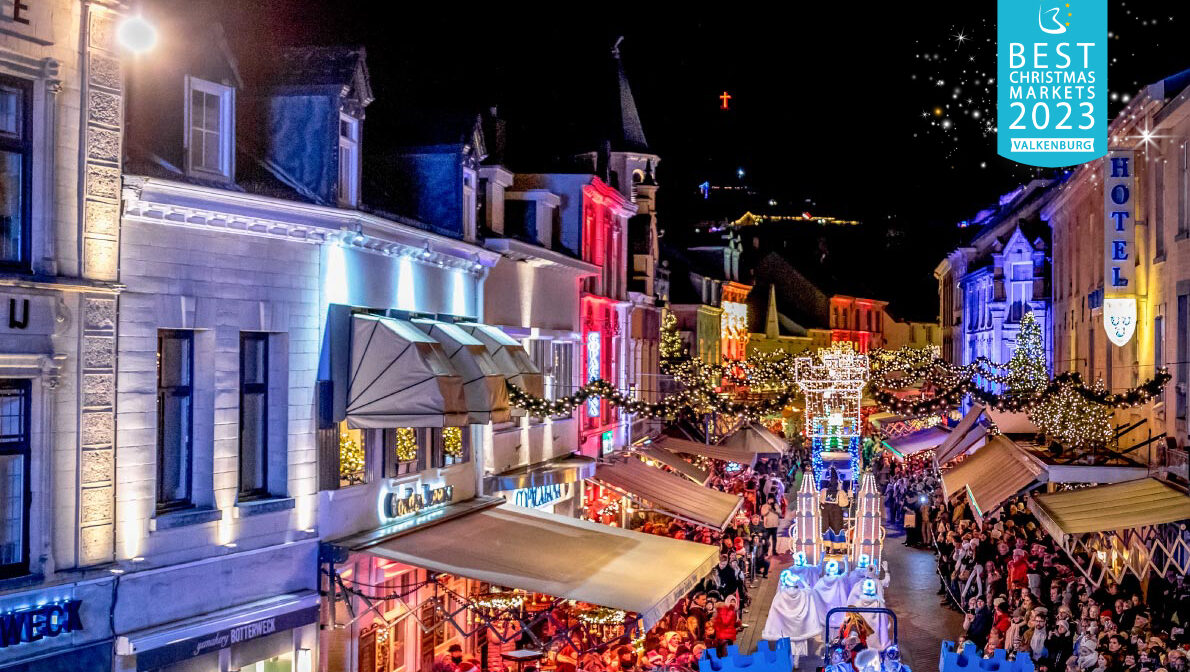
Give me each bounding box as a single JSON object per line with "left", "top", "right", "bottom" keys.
{"left": 234, "top": 497, "right": 295, "bottom": 518}
{"left": 1155, "top": 254, "right": 1167, "bottom": 264}
{"left": 1176, "top": 232, "right": 1190, "bottom": 241}
{"left": 151, "top": 506, "right": 223, "bottom": 532}
{"left": 0, "top": 573, "right": 44, "bottom": 591}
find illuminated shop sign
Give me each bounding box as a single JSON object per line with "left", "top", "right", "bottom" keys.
{"left": 0, "top": 600, "right": 83, "bottom": 648}
{"left": 1102, "top": 149, "right": 1136, "bottom": 346}
{"left": 511, "top": 483, "right": 573, "bottom": 509}
{"left": 381, "top": 484, "right": 454, "bottom": 522}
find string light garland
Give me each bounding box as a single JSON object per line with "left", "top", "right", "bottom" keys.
{"left": 443, "top": 426, "right": 464, "bottom": 458}
{"left": 395, "top": 427, "right": 418, "bottom": 462}
{"left": 507, "top": 379, "right": 799, "bottom": 422}
{"left": 339, "top": 431, "right": 365, "bottom": 485}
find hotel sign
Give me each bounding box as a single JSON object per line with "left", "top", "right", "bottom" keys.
{"left": 0, "top": 600, "right": 83, "bottom": 648}
{"left": 1102, "top": 149, "right": 1137, "bottom": 346}
{"left": 381, "top": 484, "right": 454, "bottom": 522}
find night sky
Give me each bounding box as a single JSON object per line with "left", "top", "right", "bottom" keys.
{"left": 192, "top": 1, "right": 1185, "bottom": 320}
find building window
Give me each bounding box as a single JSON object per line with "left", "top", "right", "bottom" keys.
{"left": 185, "top": 76, "right": 234, "bottom": 179}
{"left": 0, "top": 77, "right": 30, "bottom": 271}
{"left": 384, "top": 427, "right": 420, "bottom": 477}
{"left": 338, "top": 113, "right": 360, "bottom": 207}
{"left": 339, "top": 421, "right": 368, "bottom": 487}
{"left": 552, "top": 341, "right": 576, "bottom": 399}
{"left": 1179, "top": 143, "right": 1189, "bottom": 236}
{"left": 157, "top": 330, "right": 195, "bottom": 511}
{"left": 0, "top": 380, "right": 30, "bottom": 578}
{"left": 239, "top": 333, "right": 269, "bottom": 499}
{"left": 462, "top": 170, "right": 477, "bottom": 241}
{"left": 586, "top": 331, "right": 602, "bottom": 418}
{"left": 433, "top": 427, "right": 469, "bottom": 468}
{"left": 1155, "top": 160, "right": 1166, "bottom": 258}
{"left": 1178, "top": 295, "right": 1188, "bottom": 420}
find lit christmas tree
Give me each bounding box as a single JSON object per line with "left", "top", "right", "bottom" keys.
{"left": 1030, "top": 382, "right": 1114, "bottom": 451}
{"left": 1004, "top": 310, "right": 1047, "bottom": 396}
{"left": 659, "top": 309, "right": 686, "bottom": 367}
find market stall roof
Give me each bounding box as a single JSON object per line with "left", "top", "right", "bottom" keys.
{"left": 934, "top": 406, "right": 987, "bottom": 467}
{"left": 718, "top": 422, "right": 789, "bottom": 454}
{"left": 458, "top": 323, "right": 545, "bottom": 400}
{"left": 941, "top": 435, "right": 1047, "bottom": 521}
{"left": 868, "top": 412, "right": 902, "bottom": 428}
{"left": 1028, "top": 478, "right": 1190, "bottom": 540}
{"left": 654, "top": 435, "right": 757, "bottom": 468}
{"left": 414, "top": 319, "right": 510, "bottom": 424}
{"left": 487, "top": 456, "right": 597, "bottom": 492}
{"left": 635, "top": 445, "right": 710, "bottom": 485}
{"left": 347, "top": 314, "right": 468, "bottom": 428}
{"left": 594, "top": 458, "right": 743, "bottom": 530}
{"left": 357, "top": 503, "right": 719, "bottom": 629}
{"left": 883, "top": 427, "right": 950, "bottom": 459}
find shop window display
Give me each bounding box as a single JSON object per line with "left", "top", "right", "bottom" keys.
{"left": 339, "top": 421, "right": 367, "bottom": 487}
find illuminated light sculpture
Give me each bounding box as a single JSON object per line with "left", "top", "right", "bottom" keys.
{"left": 850, "top": 473, "right": 884, "bottom": 568}
{"left": 792, "top": 474, "right": 822, "bottom": 567}
{"left": 796, "top": 345, "right": 868, "bottom": 490}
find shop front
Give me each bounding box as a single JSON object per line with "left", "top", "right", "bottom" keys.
{"left": 486, "top": 456, "right": 595, "bottom": 517}
{"left": 113, "top": 593, "right": 319, "bottom": 672}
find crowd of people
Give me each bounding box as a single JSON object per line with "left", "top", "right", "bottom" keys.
{"left": 879, "top": 452, "right": 1190, "bottom": 672}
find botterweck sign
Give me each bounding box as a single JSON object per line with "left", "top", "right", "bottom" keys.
{"left": 1103, "top": 149, "right": 1137, "bottom": 346}
{"left": 0, "top": 600, "right": 83, "bottom": 648}
{"left": 133, "top": 605, "right": 318, "bottom": 671}
{"left": 998, "top": 0, "right": 1107, "bottom": 167}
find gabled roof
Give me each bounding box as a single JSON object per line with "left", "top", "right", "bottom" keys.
{"left": 265, "top": 46, "right": 374, "bottom": 107}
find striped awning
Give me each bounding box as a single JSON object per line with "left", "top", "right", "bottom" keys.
{"left": 1029, "top": 478, "right": 1190, "bottom": 541}
{"left": 347, "top": 315, "right": 467, "bottom": 428}
{"left": 414, "top": 319, "right": 510, "bottom": 424}
{"left": 654, "top": 436, "right": 757, "bottom": 468}
{"left": 934, "top": 406, "right": 986, "bottom": 467}
{"left": 457, "top": 323, "right": 545, "bottom": 400}
{"left": 941, "top": 435, "right": 1047, "bottom": 521}
{"left": 594, "top": 458, "right": 743, "bottom": 530}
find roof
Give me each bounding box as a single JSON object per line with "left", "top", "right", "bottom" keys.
{"left": 609, "top": 38, "right": 649, "bottom": 153}
{"left": 263, "top": 46, "right": 373, "bottom": 104}
{"left": 1029, "top": 478, "right": 1190, "bottom": 538}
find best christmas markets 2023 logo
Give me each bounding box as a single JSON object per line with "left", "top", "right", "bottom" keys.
{"left": 997, "top": 0, "right": 1107, "bottom": 167}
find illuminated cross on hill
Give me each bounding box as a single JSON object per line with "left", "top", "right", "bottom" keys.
{"left": 719, "top": 91, "right": 732, "bottom": 110}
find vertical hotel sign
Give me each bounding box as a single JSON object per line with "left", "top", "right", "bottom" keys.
{"left": 1103, "top": 150, "right": 1136, "bottom": 346}
{"left": 998, "top": 0, "right": 1107, "bottom": 167}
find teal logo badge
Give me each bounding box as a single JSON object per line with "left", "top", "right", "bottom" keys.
{"left": 998, "top": 0, "right": 1107, "bottom": 167}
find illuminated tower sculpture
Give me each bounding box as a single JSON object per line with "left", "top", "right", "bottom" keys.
{"left": 792, "top": 471, "right": 822, "bottom": 566}
{"left": 851, "top": 472, "right": 884, "bottom": 567}
{"left": 795, "top": 344, "right": 869, "bottom": 490}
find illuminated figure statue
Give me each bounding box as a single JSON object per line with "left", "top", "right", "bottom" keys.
{"left": 762, "top": 570, "right": 824, "bottom": 666}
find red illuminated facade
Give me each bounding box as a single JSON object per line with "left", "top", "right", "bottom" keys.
{"left": 829, "top": 295, "right": 888, "bottom": 353}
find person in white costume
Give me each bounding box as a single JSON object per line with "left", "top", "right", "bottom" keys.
{"left": 812, "top": 559, "right": 850, "bottom": 617}
{"left": 848, "top": 579, "right": 893, "bottom": 651}
{"left": 846, "top": 558, "right": 890, "bottom": 601}
{"left": 762, "top": 569, "right": 824, "bottom": 667}
{"left": 788, "top": 551, "right": 819, "bottom": 588}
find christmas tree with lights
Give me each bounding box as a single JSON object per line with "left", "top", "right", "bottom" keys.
{"left": 660, "top": 309, "right": 686, "bottom": 368}
{"left": 1005, "top": 310, "right": 1048, "bottom": 396}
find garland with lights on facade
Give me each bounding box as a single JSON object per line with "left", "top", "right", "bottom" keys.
{"left": 507, "top": 378, "right": 800, "bottom": 422}
{"left": 395, "top": 427, "right": 418, "bottom": 462}
{"left": 870, "top": 368, "right": 1171, "bottom": 416}
{"left": 443, "top": 426, "right": 464, "bottom": 458}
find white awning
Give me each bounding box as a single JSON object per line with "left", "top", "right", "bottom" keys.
{"left": 414, "top": 319, "right": 510, "bottom": 424}
{"left": 635, "top": 445, "right": 710, "bottom": 485}
{"left": 934, "top": 406, "right": 986, "bottom": 467}
{"left": 1029, "top": 478, "right": 1190, "bottom": 541}
{"left": 357, "top": 503, "right": 718, "bottom": 629}
{"left": 719, "top": 422, "right": 789, "bottom": 454}
{"left": 883, "top": 427, "right": 950, "bottom": 459}
{"left": 347, "top": 315, "right": 468, "bottom": 428}
{"left": 594, "top": 457, "right": 742, "bottom": 530}
{"left": 654, "top": 436, "right": 757, "bottom": 468}
{"left": 487, "top": 456, "right": 597, "bottom": 492}
{"left": 941, "top": 435, "right": 1047, "bottom": 522}
{"left": 458, "top": 323, "right": 545, "bottom": 400}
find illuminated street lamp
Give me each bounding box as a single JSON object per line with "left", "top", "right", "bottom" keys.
{"left": 117, "top": 15, "right": 157, "bottom": 54}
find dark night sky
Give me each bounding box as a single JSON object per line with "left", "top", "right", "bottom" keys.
{"left": 181, "top": 1, "right": 1186, "bottom": 320}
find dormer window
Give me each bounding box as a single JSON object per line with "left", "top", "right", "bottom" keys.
{"left": 338, "top": 113, "right": 360, "bottom": 207}
{"left": 185, "top": 76, "right": 234, "bottom": 180}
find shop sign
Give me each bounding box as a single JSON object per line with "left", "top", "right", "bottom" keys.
{"left": 511, "top": 483, "right": 572, "bottom": 509}
{"left": 1102, "top": 149, "right": 1136, "bottom": 346}
{"left": 0, "top": 293, "right": 56, "bottom": 336}
{"left": 381, "top": 484, "right": 454, "bottom": 522}
{"left": 135, "top": 606, "right": 318, "bottom": 671}
{"left": 0, "top": 599, "right": 83, "bottom": 648}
